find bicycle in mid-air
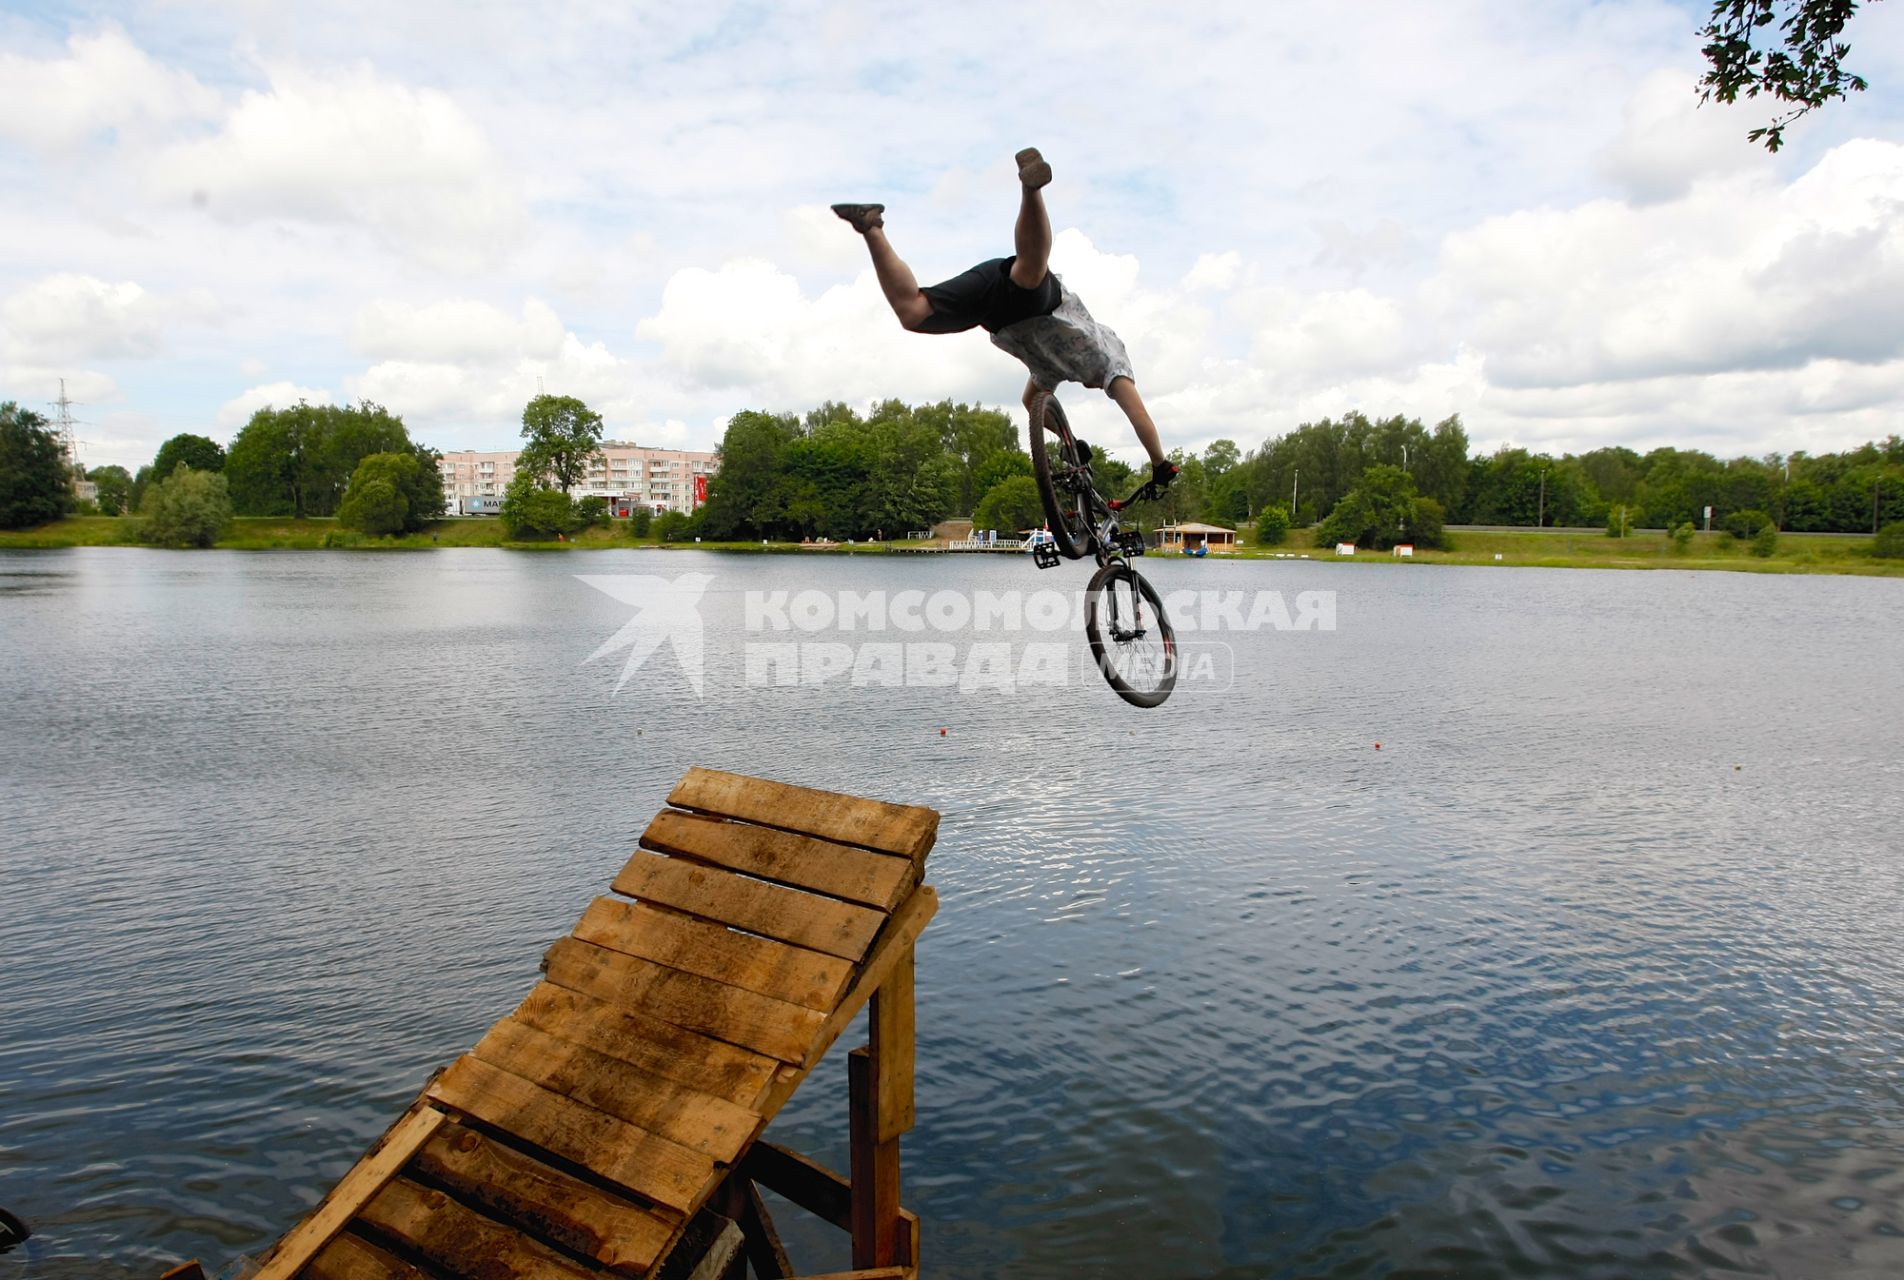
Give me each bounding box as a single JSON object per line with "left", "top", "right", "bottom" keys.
{"left": 1026, "top": 391, "right": 1177, "bottom": 708}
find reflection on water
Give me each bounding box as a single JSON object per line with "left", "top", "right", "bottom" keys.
{"left": 3, "top": 548, "right": 1902, "bottom": 1279}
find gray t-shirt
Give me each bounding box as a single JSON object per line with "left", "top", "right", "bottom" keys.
{"left": 990, "top": 279, "right": 1135, "bottom": 395}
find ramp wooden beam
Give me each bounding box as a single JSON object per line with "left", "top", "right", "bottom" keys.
{"left": 239, "top": 769, "right": 938, "bottom": 1280}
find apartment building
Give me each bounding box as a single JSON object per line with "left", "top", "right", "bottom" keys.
{"left": 437, "top": 441, "right": 719, "bottom": 516}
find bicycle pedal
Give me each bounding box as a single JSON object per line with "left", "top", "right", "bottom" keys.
{"left": 1032, "top": 542, "right": 1063, "bottom": 569}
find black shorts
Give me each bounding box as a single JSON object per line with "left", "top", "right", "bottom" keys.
{"left": 917, "top": 257, "right": 1061, "bottom": 335}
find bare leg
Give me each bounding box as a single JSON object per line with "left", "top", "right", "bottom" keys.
{"left": 859, "top": 225, "right": 934, "bottom": 330}
{"left": 1022, "top": 378, "right": 1043, "bottom": 414}
{"left": 1010, "top": 183, "right": 1052, "bottom": 289}
{"left": 1108, "top": 376, "right": 1166, "bottom": 466}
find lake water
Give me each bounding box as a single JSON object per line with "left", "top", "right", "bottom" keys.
{"left": 3, "top": 547, "right": 1902, "bottom": 1280}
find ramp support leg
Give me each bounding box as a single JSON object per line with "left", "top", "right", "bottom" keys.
{"left": 849, "top": 949, "right": 916, "bottom": 1270}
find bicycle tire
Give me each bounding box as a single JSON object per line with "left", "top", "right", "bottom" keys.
{"left": 1084, "top": 560, "right": 1177, "bottom": 707}
{"left": 1028, "top": 393, "right": 1093, "bottom": 560}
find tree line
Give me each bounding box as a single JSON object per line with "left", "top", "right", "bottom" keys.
{"left": 697, "top": 399, "right": 1021, "bottom": 540}
{"left": 1180, "top": 411, "right": 1904, "bottom": 537}
{"left": 7, "top": 390, "right": 1902, "bottom": 551}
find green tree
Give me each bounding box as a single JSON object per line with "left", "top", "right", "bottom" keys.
{"left": 499, "top": 470, "right": 579, "bottom": 539}
{"left": 1409, "top": 497, "right": 1447, "bottom": 549}
{"left": 1872, "top": 521, "right": 1904, "bottom": 558}
{"left": 973, "top": 475, "right": 1046, "bottom": 535}
{"left": 1316, "top": 465, "right": 1428, "bottom": 549}
{"left": 88, "top": 465, "right": 133, "bottom": 516}
{"left": 1698, "top": 0, "right": 1883, "bottom": 150}
{"left": 1751, "top": 523, "right": 1779, "bottom": 557}
{"left": 0, "top": 402, "right": 73, "bottom": 529}
{"left": 151, "top": 433, "right": 225, "bottom": 479}
{"left": 1723, "top": 507, "right": 1774, "bottom": 539}
{"left": 226, "top": 401, "right": 416, "bottom": 517}
{"left": 865, "top": 406, "right": 959, "bottom": 535}
{"left": 1254, "top": 504, "right": 1290, "bottom": 546}
{"left": 926, "top": 401, "right": 1017, "bottom": 512}
{"left": 701, "top": 410, "right": 800, "bottom": 538}
{"left": 654, "top": 509, "right": 694, "bottom": 542}
{"left": 972, "top": 449, "right": 1033, "bottom": 497}
{"left": 518, "top": 394, "right": 606, "bottom": 495}
{"left": 626, "top": 506, "right": 654, "bottom": 537}
{"left": 139, "top": 465, "right": 232, "bottom": 547}
{"left": 575, "top": 496, "right": 610, "bottom": 528}
{"left": 337, "top": 451, "right": 441, "bottom": 535}
{"left": 1672, "top": 521, "right": 1697, "bottom": 551}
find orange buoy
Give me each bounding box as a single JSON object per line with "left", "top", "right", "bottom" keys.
{"left": 1374, "top": 742, "right": 1382, "bottom": 750}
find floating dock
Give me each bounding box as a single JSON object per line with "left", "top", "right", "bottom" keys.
{"left": 196, "top": 767, "right": 939, "bottom": 1280}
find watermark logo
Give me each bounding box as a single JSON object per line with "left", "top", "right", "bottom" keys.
{"left": 579, "top": 579, "right": 1332, "bottom": 696}
{"left": 576, "top": 573, "right": 712, "bottom": 695}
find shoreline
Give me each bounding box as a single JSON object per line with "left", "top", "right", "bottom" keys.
{"left": 3, "top": 517, "right": 1899, "bottom": 577}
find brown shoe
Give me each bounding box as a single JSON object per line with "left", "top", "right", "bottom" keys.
{"left": 830, "top": 203, "right": 885, "bottom": 233}
{"left": 1015, "top": 147, "right": 1052, "bottom": 190}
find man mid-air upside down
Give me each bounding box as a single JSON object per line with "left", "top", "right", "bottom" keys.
{"left": 832, "top": 147, "right": 1177, "bottom": 492}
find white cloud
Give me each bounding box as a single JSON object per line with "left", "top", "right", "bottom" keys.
{"left": 153, "top": 63, "right": 524, "bottom": 267}
{"left": 1435, "top": 139, "right": 1904, "bottom": 389}
{"left": 0, "top": 25, "right": 220, "bottom": 151}
{"left": 351, "top": 331, "right": 637, "bottom": 441}
{"left": 1183, "top": 252, "right": 1242, "bottom": 291}
{"left": 352, "top": 298, "right": 566, "bottom": 363}
{"left": 2, "top": 275, "right": 166, "bottom": 361}
{"left": 635, "top": 257, "right": 1007, "bottom": 407}
{"left": 1596, "top": 68, "right": 1768, "bottom": 204}
{"left": 217, "top": 381, "right": 333, "bottom": 430}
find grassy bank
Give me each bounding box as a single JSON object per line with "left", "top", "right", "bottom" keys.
{"left": 1230, "top": 526, "right": 1903, "bottom": 575}
{"left": 0, "top": 516, "right": 901, "bottom": 553}
{"left": 3, "top": 516, "right": 1899, "bottom": 575}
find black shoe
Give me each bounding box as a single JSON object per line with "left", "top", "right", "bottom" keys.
{"left": 830, "top": 203, "right": 885, "bottom": 233}
{"left": 1015, "top": 147, "right": 1052, "bottom": 189}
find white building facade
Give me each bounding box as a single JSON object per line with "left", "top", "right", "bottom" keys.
{"left": 437, "top": 441, "right": 719, "bottom": 516}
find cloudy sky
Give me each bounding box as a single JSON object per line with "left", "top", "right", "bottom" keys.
{"left": 2, "top": 0, "right": 1902, "bottom": 473}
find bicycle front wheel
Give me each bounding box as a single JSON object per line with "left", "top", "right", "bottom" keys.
{"left": 1028, "top": 393, "right": 1092, "bottom": 560}
{"left": 1084, "top": 561, "right": 1176, "bottom": 707}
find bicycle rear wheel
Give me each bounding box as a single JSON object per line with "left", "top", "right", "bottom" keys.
{"left": 1084, "top": 561, "right": 1177, "bottom": 707}
{"left": 1028, "top": 393, "right": 1092, "bottom": 560}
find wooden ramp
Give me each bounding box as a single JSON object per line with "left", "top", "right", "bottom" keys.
{"left": 246, "top": 768, "right": 939, "bottom": 1280}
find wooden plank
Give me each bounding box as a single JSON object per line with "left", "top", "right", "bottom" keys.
{"left": 740, "top": 1142, "right": 849, "bottom": 1230}
{"left": 666, "top": 768, "right": 938, "bottom": 863}
{"left": 754, "top": 887, "right": 938, "bottom": 1119}
{"left": 787, "top": 1270, "right": 911, "bottom": 1280}
{"left": 158, "top": 1266, "right": 208, "bottom": 1280}
{"left": 848, "top": 1049, "right": 902, "bottom": 1270}
{"left": 543, "top": 937, "right": 825, "bottom": 1067}
{"left": 653, "top": 1209, "right": 743, "bottom": 1280}
{"left": 640, "top": 811, "right": 916, "bottom": 911}
{"left": 574, "top": 896, "right": 852, "bottom": 1012}
{"left": 513, "top": 983, "right": 777, "bottom": 1108}
{"left": 426, "top": 1056, "right": 715, "bottom": 1216}
{"left": 471, "top": 1018, "right": 761, "bottom": 1162}
{"left": 870, "top": 952, "right": 915, "bottom": 1144}
{"left": 301, "top": 1230, "right": 432, "bottom": 1280}
{"left": 612, "top": 852, "right": 885, "bottom": 963}
{"left": 410, "top": 1119, "right": 678, "bottom": 1275}
{"left": 733, "top": 1179, "right": 792, "bottom": 1280}
{"left": 254, "top": 1104, "right": 447, "bottom": 1280}
{"left": 357, "top": 1176, "right": 598, "bottom": 1280}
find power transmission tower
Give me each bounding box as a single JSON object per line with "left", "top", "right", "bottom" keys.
{"left": 54, "top": 378, "right": 81, "bottom": 472}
